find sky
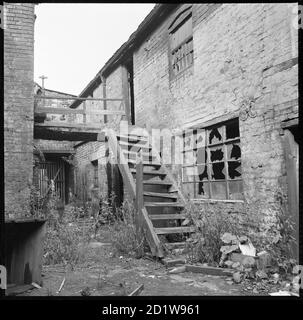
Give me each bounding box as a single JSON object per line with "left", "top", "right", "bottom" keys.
{"left": 34, "top": 3, "right": 155, "bottom": 95}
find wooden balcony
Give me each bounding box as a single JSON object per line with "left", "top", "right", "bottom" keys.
{"left": 34, "top": 95, "right": 126, "bottom": 141}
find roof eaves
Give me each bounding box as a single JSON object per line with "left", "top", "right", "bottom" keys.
{"left": 70, "top": 3, "right": 178, "bottom": 108}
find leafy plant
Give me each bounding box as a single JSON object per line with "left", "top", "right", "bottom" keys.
{"left": 184, "top": 201, "right": 239, "bottom": 265}
{"left": 107, "top": 199, "right": 148, "bottom": 258}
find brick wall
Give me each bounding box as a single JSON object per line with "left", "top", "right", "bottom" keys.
{"left": 132, "top": 3, "right": 298, "bottom": 233}
{"left": 4, "top": 3, "right": 36, "bottom": 219}
{"left": 73, "top": 66, "right": 125, "bottom": 202}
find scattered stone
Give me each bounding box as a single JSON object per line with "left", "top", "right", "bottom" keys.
{"left": 162, "top": 258, "right": 186, "bottom": 267}
{"left": 220, "top": 244, "right": 239, "bottom": 255}
{"left": 256, "top": 251, "right": 271, "bottom": 270}
{"left": 221, "top": 233, "right": 238, "bottom": 245}
{"left": 242, "top": 256, "right": 256, "bottom": 268}
{"left": 185, "top": 264, "right": 234, "bottom": 277}
{"left": 224, "top": 260, "right": 234, "bottom": 268}
{"left": 233, "top": 272, "right": 242, "bottom": 283}
{"left": 238, "top": 236, "right": 248, "bottom": 244}
{"left": 256, "top": 270, "right": 268, "bottom": 279}
{"left": 253, "top": 288, "right": 259, "bottom": 294}
{"left": 230, "top": 253, "right": 255, "bottom": 267}
{"left": 168, "top": 266, "right": 186, "bottom": 274}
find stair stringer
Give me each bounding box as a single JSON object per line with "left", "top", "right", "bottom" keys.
{"left": 106, "top": 128, "right": 165, "bottom": 258}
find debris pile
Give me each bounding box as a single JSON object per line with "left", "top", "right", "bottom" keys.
{"left": 219, "top": 233, "right": 300, "bottom": 296}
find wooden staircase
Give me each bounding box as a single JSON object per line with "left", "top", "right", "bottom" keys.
{"left": 106, "top": 128, "right": 195, "bottom": 259}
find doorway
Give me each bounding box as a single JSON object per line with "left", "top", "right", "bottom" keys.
{"left": 281, "top": 120, "right": 299, "bottom": 261}
{"left": 125, "top": 58, "right": 135, "bottom": 125}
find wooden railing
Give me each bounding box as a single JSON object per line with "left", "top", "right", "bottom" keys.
{"left": 34, "top": 95, "right": 126, "bottom": 126}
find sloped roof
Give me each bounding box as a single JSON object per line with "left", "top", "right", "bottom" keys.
{"left": 70, "top": 4, "right": 179, "bottom": 108}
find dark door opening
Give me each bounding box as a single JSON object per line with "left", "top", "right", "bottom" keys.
{"left": 125, "top": 59, "right": 135, "bottom": 125}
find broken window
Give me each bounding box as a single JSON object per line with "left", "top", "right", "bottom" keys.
{"left": 169, "top": 5, "right": 193, "bottom": 79}
{"left": 181, "top": 118, "right": 243, "bottom": 200}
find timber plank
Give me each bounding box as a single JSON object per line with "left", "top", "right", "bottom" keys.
{"left": 143, "top": 191, "right": 178, "bottom": 199}
{"left": 149, "top": 214, "right": 187, "bottom": 220}
{"left": 145, "top": 202, "right": 185, "bottom": 208}
{"left": 155, "top": 226, "right": 195, "bottom": 235}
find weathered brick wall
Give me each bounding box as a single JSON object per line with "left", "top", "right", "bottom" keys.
{"left": 4, "top": 3, "right": 36, "bottom": 219}
{"left": 73, "top": 66, "right": 126, "bottom": 203}
{"left": 133, "top": 3, "right": 298, "bottom": 234}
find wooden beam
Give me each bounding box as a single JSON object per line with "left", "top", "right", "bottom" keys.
{"left": 34, "top": 95, "right": 123, "bottom": 101}
{"left": 136, "top": 151, "right": 144, "bottom": 235}
{"left": 101, "top": 76, "right": 108, "bottom": 124}
{"left": 121, "top": 65, "right": 131, "bottom": 124}
{"left": 35, "top": 107, "right": 125, "bottom": 116}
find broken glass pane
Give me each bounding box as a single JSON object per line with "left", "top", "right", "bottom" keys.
{"left": 227, "top": 143, "right": 241, "bottom": 160}
{"left": 183, "top": 166, "right": 196, "bottom": 182}
{"left": 195, "top": 129, "right": 206, "bottom": 149}
{"left": 197, "top": 164, "right": 208, "bottom": 180}
{"left": 210, "top": 147, "right": 224, "bottom": 162}
{"left": 226, "top": 119, "right": 240, "bottom": 140}
{"left": 183, "top": 132, "right": 195, "bottom": 151}
{"left": 229, "top": 180, "right": 244, "bottom": 200}
{"left": 210, "top": 181, "right": 226, "bottom": 199}
{"left": 208, "top": 126, "right": 223, "bottom": 145}
{"left": 196, "top": 182, "right": 210, "bottom": 199}
{"left": 210, "top": 162, "right": 225, "bottom": 180}
{"left": 184, "top": 150, "right": 195, "bottom": 166}
{"left": 228, "top": 161, "right": 241, "bottom": 179}
{"left": 196, "top": 147, "right": 207, "bottom": 164}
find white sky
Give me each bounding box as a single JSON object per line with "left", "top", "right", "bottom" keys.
{"left": 34, "top": 3, "right": 155, "bottom": 95}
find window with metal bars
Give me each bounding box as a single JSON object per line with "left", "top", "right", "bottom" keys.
{"left": 169, "top": 6, "right": 193, "bottom": 79}
{"left": 181, "top": 118, "right": 243, "bottom": 200}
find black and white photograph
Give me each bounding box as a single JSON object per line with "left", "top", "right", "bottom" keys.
{"left": 1, "top": 2, "right": 301, "bottom": 302}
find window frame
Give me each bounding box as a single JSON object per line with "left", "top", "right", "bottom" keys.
{"left": 168, "top": 5, "right": 193, "bottom": 80}
{"left": 181, "top": 118, "right": 243, "bottom": 201}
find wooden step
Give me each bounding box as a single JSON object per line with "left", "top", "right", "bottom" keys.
{"left": 123, "top": 150, "right": 157, "bottom": 161}
{"left": 149, "top": 214, "right": 187, "bottom": 220}
{"left": 143, "top": 180, "right": 172, "bottom": 186}
{"left": 117, "top": 134, "right": 148, "bottom": 143}
{"left": 127, "top": 158, "right": 161, "bottom": 168}
{"left": 155, "top": 226, "right": 195, "bottom": 235}
{"left": 143, "top": 191, "right": 178, "bottom": 199}
{"left": 164, "top": 242, "right": 187, "bottom": 249}
{"left": 145, "top": 202, "right": 185, "bottom": 208}
{"left": 130, "top": 168, "right": 166, "bottom": 177}
{"left": 119, "top": 140, "right": 152, "bottom": 150}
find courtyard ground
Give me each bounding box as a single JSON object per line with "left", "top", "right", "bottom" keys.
{"left": 18, "top": 225, "right": 284, "bottom": 297}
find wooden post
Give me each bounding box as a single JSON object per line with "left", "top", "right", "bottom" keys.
{"left": 83, "top": 100, "right": 86, "bottom": 124}
{"left": 136, "top": 150, "right": 144, "bottom": 234}
{"left": 101, "top": 76, "right": 108, "bottom": 124}
{"left": 121, "top": 65, "right": 131, "bottom": 124}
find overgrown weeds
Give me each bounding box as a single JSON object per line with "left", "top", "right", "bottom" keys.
{"left": 43, "top": 193, "right": 92, "bottom": 268}
{"left": 184, "top": 202, "right": 240, "bottom": 266}
{"left": 107, "top": 200, "right": 148, "bottom": 258}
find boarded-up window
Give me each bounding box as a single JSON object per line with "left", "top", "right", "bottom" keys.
{"left": 169, "top": 6, "right": 193, "bottom": 78}
{"left": 181, "top": 119, "right": 243, "bottom": 200}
